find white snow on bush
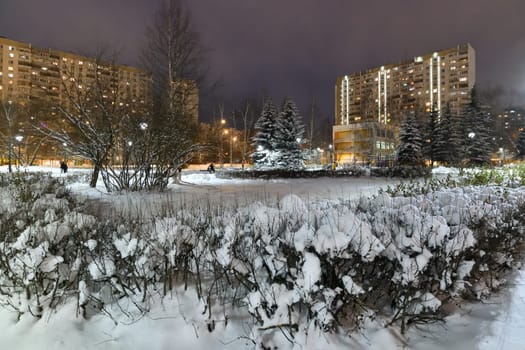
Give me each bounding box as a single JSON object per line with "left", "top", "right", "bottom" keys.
{"left": 302, "top": 252, "right": 321, "bottom": 291}
{"left": 410, "top": 292, "right": 442, "bottom": 314}
{"left": 40, "top": 254, "right": 64, "bottom": 273}
{"left": 85, "top": 239, "right": 98, "bottom": 251}
{"left": 342, "top": 275, "right": 364, "bottom": 295}
{"left": 88, "top": 258, "right": 116, "bottom": 280}
{"left": 113, "top": 233, "right": 138, "bottom": 258}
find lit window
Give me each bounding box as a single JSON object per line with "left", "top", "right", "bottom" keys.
{"left": 459, "top": 77, "right": 467, "bottom": 82}
{"left": 9, "top": 53, "right": 14, "bottom": 58}
{"left": 8, "top": 46, "right": 13, "bottom": 50}
{"left": 78, "top": 61, "right": 83, "bottom": 65}
{"left": 41, "top": 67, "right": 48, "bottom": 71}
{"left": 0, "top": 86, "right": 2, "bottom": 90}
{"left": 8, "top": 66, "right": 13, "bottom": 71}
{"left": 8, "top": 73, "right": 14, "bottom": 78}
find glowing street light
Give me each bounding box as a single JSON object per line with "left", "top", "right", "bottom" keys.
{"left": 219, "top": 119, "right": 227, "bottom": 168}
{"left": 15, "top": 135, "right": 23, "bottom": 170}
{"left": 230, "top": 135, "right": 237, "bottom": 167}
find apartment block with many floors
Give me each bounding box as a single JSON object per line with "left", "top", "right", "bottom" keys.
{"left": 333, "top": 43, "right": 475, "bottom": 165}
{"left": 0, "top": 36, "right": 152, "bottom": 165}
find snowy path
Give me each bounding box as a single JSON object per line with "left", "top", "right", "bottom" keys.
{"left": 478, "top": 268, "right": 525, "bottom": 350}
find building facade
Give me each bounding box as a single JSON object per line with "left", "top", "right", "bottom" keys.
{"left": 0, "top": 36, "right": 154, "bottom": 165}
{"left": 333, "top": 44, "right": 476, "bottom": 164}
{"left": 0, "top": 36, "right": 151, "bottom": 108}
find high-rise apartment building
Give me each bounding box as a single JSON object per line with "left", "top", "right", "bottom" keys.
{"left": 0, "top": 36, "right": 155, "bottom": 164}
{"left": 333, "top": 44, "right": 476, "bottom": 164}
{"left": 0, "top": 36, "right": 151, "bottom": 107}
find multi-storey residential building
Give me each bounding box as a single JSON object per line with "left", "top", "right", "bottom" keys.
{"left": 0, "top": 36, "right": 151, "bottom": 108}
{"left": 0, "top": 36, "right": 154, "bottom": 164}
{"left": 333, "top": 44, "right": 476, "bottom": 164}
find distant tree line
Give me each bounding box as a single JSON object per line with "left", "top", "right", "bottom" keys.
{"left": 396, "top": 87, "right": 502, "bottom": 168}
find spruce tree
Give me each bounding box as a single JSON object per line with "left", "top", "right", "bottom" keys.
{"left": 396, "top": 113, "right": 423, "bottom": 166}
{"left": 251, "top": 100, "right": 278, "bottom": 168}
{"left": 273, "top": 98, "right": 305, "bottom": 170}
{"left": 423, "top": 107, "right": 440, "bottom": 166}
{"left": 516, "top": 129, "right": 525, "bottom": 159}
{"left": 463, "top": 87, "right": 494, "bottom": 165}
{"left": 434, "top": 104, "right": 462, "bottom": 165}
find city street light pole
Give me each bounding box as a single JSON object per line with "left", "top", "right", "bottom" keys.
{"left": 220, "top": 119, "right": 226, "bottom": 168}
{"left": 15, "top": 135, "right": 23, "bottom": 170}
{"left": 230, "top": 135, "right": 237, "bottom": 167}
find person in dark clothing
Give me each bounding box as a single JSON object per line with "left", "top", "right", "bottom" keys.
{"left": 207, "top": 163, "right": 215, "bottom": 173}
{"left": 60, "top": 161, "right": 68, "bottom": 173}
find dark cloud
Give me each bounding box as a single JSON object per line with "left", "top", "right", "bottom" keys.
{"left": 1, "top": 0, "right": 525, "bottom": 120}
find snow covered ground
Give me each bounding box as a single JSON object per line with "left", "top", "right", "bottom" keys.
{"left": 0, "top": 165, "right": 524, "bottom": 349}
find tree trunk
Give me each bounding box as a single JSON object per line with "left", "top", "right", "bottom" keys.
{"left": 90, "top": 164, "right": 100, "bottom": 188}
{"left": 8, "top": 141, "right": 13, "bottom": 173}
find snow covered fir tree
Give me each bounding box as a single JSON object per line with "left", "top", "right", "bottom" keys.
{"left": 432, "top": 104, "right": 464, "bottom": 166}
{"left": 396, "top": 113, "right": 424, "bottom": 166}
{"left": 251, "top": 98, "right": 305, "bottom": 170}
{"left": 251, "top": 100, "right": 278, "bottom": 168}
{"left": 273, "top": 98, "right": 306, "bottom": 170}
{"left": 462, "top": 88, "right": 494, "bottom": 165}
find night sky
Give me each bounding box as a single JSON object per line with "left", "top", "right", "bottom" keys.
{"left": 1, "top": 0, "right": 525, "bottom": 122}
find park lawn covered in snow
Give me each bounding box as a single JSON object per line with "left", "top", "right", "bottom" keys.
{"left": 0, "top": 165, "right": 525, "bottom": 349}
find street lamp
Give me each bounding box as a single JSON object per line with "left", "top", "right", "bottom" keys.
{"left": 219, "top": 119, "right": 226, "bottom": 168}
{"left": 222, "top": 128, "right": 229, "bottom": 168}
{"left": 15, "top": 135, "right": 23, "bottom": 170}
{"left": 231, "top": 136, "right": 237, "bottom": 167}
{"left": 62, "top": 142, "right": 68, "bottom": 162}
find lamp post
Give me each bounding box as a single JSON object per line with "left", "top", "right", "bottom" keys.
{"left": 62, "top": 142, "right": 68, "bottom": 162}
{"left": 230, "top": 135, "right": 237, "bottom": 167}
{"left": 15, "top": 135, "right": 23, "bottom": 170}
{"left": 220, "top": 119, "right": 226, "bottom": 168}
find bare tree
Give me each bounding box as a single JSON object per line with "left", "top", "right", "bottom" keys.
{"left": 139, "top": 0, "right": 208, "bottom": 177}
{"left": 0, "top": 99, "right": 26, "bottom": 172}
{"left": 234, "top": 98, "right": 261, "bottom": 167}
{"left": 141, "top": 0, "right": 207, "bottom": 99}
{"left": 33, "top": 52, "right": 139, "bottom": 188}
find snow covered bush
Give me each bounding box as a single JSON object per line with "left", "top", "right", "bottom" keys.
{"left": 0, "top": 173, "right": 76, "bottom": 318}
{"left": 2, "top": 171, "right": 525, "bottom": 349}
